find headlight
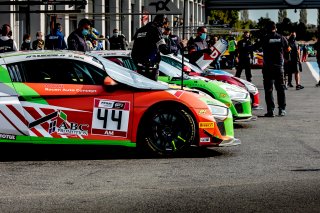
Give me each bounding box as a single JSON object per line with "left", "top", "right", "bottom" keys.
{"left": 219, "top": 84, "right": 248, "bottom": 100}
{"left": 208, "top": 105, "right": 228, "bottom": 120}
{"left": 226, "top": 89, "right": 248, "bottom": 100}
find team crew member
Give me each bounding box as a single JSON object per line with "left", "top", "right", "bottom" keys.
{"left": 109, "top": 29, "right": 127, "bottom": 50}
{"left": 131, "top": 14, "right": 171, "bottom": 81}
{"left": 235, "top": 31, "right": 253, "bottom": 82}
{"left": 67, "top": 19, "right": 91, "bottom": 52}
{"left": 0, "top": 24, "right": 18, "bottom": 52}
{"left": 228, "top": 36, "right": 237, "bottom": 69}
{"left": 163, "top": 27, "right": 179, "bottom": 55}
{"left": 45, "top": 23, "right": 67, "bottom": 50}
{"left": 187, "top": 26, "right": 212, "bottom": 66}
{"left": 262, "top": 21, "right": 289, "bottom": 117}
{"left": 285, "top": 31, "right": 304, "bottom": 90}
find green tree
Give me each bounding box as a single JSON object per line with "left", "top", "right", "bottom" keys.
{"left": 209, "top": 9, "right": 239, "bottom": 28}
{"left": 278, "top": 9, "right": 287, "bottom": 23}
{"left": 276, "top": 17, "right": 293, "bottom": 36}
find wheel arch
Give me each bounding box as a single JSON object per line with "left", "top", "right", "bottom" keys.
{"left": 135, "top": 100, "right": 199, "bottom": 147}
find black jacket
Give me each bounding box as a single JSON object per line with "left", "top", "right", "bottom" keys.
{"left": 67, "top": 30, "right": 89, "bottom": 52}
{"left": 0, "top": 38, "right": 14, "bottom": 53}
{"left": 109, "top": 35, "right": 126, "bottom": 50}
{"left": 132, "top": 22, "right": 170, "bottom": 66}
{"left": 262, "top": 32, "right": 289, "bottom": 66}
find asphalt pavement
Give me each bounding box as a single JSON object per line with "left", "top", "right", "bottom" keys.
{"left": 0, "top": 59, "right": 320, "bottom": 212}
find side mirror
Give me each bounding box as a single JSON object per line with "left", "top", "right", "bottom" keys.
{"left": 104, "top": 76, "right": 118, "bottom": 86}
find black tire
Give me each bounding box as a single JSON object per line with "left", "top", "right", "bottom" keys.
{"left": 139, "top": 105, "right": 196, "bottom": 156}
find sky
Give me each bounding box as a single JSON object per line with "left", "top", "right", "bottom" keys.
{"left": 249, "top": 9, "right": 317, "bottom": 25}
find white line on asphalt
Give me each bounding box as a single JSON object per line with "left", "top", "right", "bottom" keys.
{"left": 306, "top": 62, "right": 319, "bottom": 82}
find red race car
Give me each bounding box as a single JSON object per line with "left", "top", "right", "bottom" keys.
{"left": 0, "top": 50, "right": 239, "bottom": 156}
{"left": 162, "top": 54, "right": 261, "bottom": 109}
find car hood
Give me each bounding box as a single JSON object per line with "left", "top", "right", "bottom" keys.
{"left": 87, "top": 53, "right": 169, "bottom": 90}
{"left": 206, "top": 69, "right": 234, "bottom": 76}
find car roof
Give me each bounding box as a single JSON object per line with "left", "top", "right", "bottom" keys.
{"left": 0, "top": 50, "right": 102, "bottom": 67}
{"left": 0, "top": 50, "right": 86, "bottom": 58}
{"left": 89, "top": 50, "right": 131, "bottom": 57}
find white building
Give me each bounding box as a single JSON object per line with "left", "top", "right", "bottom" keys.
{"left": 0, "top": 0, "right": 205, "bottom": 49}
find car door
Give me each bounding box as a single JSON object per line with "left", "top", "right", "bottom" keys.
{"left": 5, "top": 57, "right": 134, "bottom": 145}
{"left": 0, "top": 59, "right": 30, "bottom": 141}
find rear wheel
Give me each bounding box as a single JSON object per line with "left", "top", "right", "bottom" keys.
{"left": 139, "top": 105, "right": 196, "bottom": 155}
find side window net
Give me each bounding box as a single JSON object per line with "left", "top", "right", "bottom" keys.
{"left": 7, "top": 64, "right": 26, "bottom": 82}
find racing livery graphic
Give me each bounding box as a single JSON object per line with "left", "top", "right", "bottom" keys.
{"left": 28, "top": 110, "right": 89, "bottom": 137}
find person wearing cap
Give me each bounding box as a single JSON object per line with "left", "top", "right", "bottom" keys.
{"left": 67, "top": 18, "right": 91, "bottom": 52}
{"left": 235, "top": 31, "right": 254, "bottom": 82}
{"left": 187, "top": 26, "right": 212, "bottom": 66}
{"left": 45, "top": 23, "right": 67, "bottom": 50}
{"left": 262, "top": 21, "right": 289, "bottom": 117}
{"left": 131, "top": 14, "right": 171, "bottom": 81}
{"left": 109, "top": 29, "right": 127, "bottom": 50}
{"left": 0, "top": 24, "right": 18, "bottom": 52}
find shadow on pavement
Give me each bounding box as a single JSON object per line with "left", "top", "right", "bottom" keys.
{"left": 0, "top": 144, "right": 224, "bottom": 162}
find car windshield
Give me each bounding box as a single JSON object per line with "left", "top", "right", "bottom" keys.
{"left": 159, "top": 61, "right": 190, "bottom": 80}
{"left": 87, "top": 53, "right": 169, "bottom": 90}
{"left": 162, "top": 55, "right": 203, "bottom": 74}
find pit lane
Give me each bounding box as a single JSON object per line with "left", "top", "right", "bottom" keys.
{"left": 0, "top": 59, "right": 320, "bottom": 212}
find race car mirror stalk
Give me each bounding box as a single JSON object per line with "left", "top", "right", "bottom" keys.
{"left": 103, "top": 76, "right": 119, "bottom": 92}
{"left": 104, "top": 76, "right": 118, "bottom": 86}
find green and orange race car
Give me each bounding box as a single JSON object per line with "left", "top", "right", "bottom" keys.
{"left": 0, "top": 50, "right": 239, "bottom": 155}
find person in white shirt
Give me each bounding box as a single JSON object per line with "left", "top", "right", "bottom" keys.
{"left": 0, "top": 24, "right": 18, "bottom": 52}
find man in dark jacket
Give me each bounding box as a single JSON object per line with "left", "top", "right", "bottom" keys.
{"left": 0, "top": 24, "right": 18, "bottom": 52}
{"left": 187, "top": 26, "right": 212, "bottom": 66}
{"left": 163, "top": 27, "right": 179, "bottom": 55}
{"left": 235, "top": 31, "right": 254, "bottom": 82}
{"left": 262, "top": 21, "right": 289, "bottom": 117}
{"left": 67, "top": 19, "right": 91, "bottom": 52}
{"left": 45, "top": 23, "right": 67, "bottom": 50}
{"left": 131, "top": 14, "right": 171, "bottom": 81}
{"left": 109, "top": 29, "right": 127, "bottom": 50}
{"left": 285, "top": 31, "right": 304, "bottom": 90}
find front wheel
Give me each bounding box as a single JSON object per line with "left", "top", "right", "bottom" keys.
{"left": 139, "top": 106, "right": 197, "bottom": 155}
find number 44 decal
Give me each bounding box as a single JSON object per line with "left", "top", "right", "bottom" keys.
{"left": 91, "top": 99, "right": 130, "bottom": 137}
{"left": 97, "top": 109, "right": 122, "bottom": 130}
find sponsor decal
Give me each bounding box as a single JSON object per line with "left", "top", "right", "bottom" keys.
{"left": 198, "top": 109, "right": 207, "bottom": 114}
{"left": 199, "top": 122, "right": 215, "bottom": 129}
{"left": 220, "top": 93, "right": 227, "bottom": 98}
{"left": 0, "top": 133, "right": 16, "bottom": 140}
{"left": 200, "top": 137, "right": 210, "bottom": 142}
{"left": 29, "top": 110, "right": 89, "bottom": 136}
{"left": 44, "top": 86, "right": 96, "bottom": 93}
{"left": 92, "top": 99, "right": 130, "bottom": 137}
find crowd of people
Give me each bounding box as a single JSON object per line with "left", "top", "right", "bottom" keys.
{"left": 0, "top": 19, "right": 128, "bottom": 53}
{"left": 1, "top": 17, "right": 320, "bottom": 117}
